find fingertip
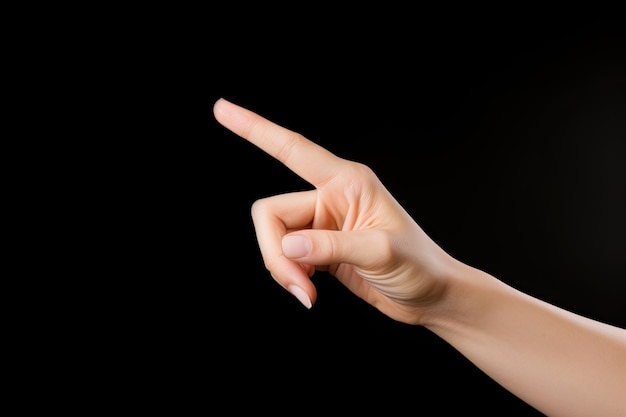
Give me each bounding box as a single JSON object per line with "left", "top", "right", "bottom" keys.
{"left": 212, "top": 98, "right": 250, "bottom": 133}
{"left": 213, "top": 97, "right": 226, "bottom": 118}
{"left": 287, "top": 284, "right": 313, "bottom": 309}
{"left": 270, "top": 269, "right": 316, "bottom": 309}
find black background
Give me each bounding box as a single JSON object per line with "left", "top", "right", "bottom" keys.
{"left": 110, "top": 13, "right": 626, "bottom": 416}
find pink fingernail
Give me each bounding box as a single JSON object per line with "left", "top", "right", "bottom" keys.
{"left": 288, "top": 285, "right": 312, "bottom": 309}
{"left": 282, "top": 235, "right": 311, "bottom": 258}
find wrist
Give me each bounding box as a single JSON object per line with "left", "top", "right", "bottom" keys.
{"left": 417, "top": 261, "right": 502, "bottom": 330}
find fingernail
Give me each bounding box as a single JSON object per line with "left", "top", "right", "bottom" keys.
{"left": 288, "top": 285, "right": 312, "bottom": 309}
{"left": 282, "top": 235, "right": 311, "bottom": 258}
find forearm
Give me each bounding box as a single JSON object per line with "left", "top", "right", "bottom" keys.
{"left": 422, "top": 265, "right": 626, "bottom": 417}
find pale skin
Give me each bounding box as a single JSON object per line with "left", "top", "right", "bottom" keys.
{"left": 213, "top": 98, "right": 626, "bottom": 417}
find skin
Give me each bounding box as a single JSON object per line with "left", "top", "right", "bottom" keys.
{"left": 213, "top": 97, "right": 626, "bottom": 417}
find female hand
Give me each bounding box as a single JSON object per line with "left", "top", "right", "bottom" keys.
{"left": 214, "top": 98, "right": 626, "bottom": 417}
{"left": 213, "top": 98, "right": 461, "bottom": 324}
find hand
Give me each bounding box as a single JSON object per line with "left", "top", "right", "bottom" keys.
{"left": 214, "top": 98, "right": 462, "bottom": 323}
{"left": 214, "top": 98, "right": 626, "bottom": 417}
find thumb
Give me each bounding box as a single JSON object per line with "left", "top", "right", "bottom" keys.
{"left": 281, "top": 229, "right": 391, "bottom": 269}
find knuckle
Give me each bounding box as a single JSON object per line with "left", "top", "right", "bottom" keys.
{"left": 250, "top": 197, "right": 271, "bottom": 219}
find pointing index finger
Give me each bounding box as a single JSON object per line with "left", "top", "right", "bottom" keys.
{"left": 213, "top": 98, "right": 342, "bottom": 186}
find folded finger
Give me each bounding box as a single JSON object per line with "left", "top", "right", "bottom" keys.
{"left": 250, "top": 190, "right": 319, "bottom": 307}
